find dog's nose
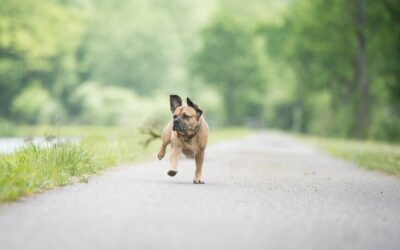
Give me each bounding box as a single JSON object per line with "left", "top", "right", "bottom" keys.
{"left": 173, "top": 119, "right": 179, "bottom": 126}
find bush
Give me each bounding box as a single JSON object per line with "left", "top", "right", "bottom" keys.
{"left": 70, "top": 82, "right": 169, "bottom": 126}
{"left": 11, "top": 83, "right": 64, "bottom": 124}
{"left": 0, "top": 119, "right": 16, "bottom": 136}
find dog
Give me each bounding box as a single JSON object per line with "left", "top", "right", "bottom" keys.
{"left": 157, "top": 95, "right": 209, "bottom": 184}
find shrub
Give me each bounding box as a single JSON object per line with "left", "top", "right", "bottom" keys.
{"left": 11, "top": 83, "right": 64, "bottom": 124}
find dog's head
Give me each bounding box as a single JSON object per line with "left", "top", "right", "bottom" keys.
{"left": 170, "top": 95, "right": 203, "bottom": 132}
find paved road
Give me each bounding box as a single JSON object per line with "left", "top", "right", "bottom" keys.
{"left": 0, "top": 132, "right": 399, "bottom": 250}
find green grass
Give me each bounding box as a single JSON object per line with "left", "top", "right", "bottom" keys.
{"left": 0, "top": 126, "right": 250, "bottom": 204}
{"left": 209, "top": 127, "right": 251, "bottom": 144}
{"left": 0, "top": 127, "right": 158, "bottom": 203}
{"left": 0, "top": 143, "right": 112, "bottom": 202}
{"left": 302, "top": 136, "right": 400, "bottom": 177}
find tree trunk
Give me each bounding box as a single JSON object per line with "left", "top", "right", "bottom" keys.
{"left": 353, "top": 0, "right": 370, "bottom": 138}
{"left": 292, "top": 60, "right": 308, "bottom": 133}
{"left": 292, "top": 79, "right": 304, "bottom": 132}
{"left": 224, "top": 83, "right": 238, "bottom": 125}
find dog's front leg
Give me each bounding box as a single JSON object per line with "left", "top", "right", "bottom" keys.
{"left": 158, "top": 123, "right": 172, "bottom": 160}
{"left": 193, "top": 150, "right": 205, "bottom": 184}
{"left": 157, "top": 142, "right": 168, "bottom": 160}
{"left": 167, "top": 142, "right": 181, "bottom": 177}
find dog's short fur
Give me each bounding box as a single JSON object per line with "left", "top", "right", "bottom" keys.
{"left": 157, "top": 95, "right": 209, "bottom": 184}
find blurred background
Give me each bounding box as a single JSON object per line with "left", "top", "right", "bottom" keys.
{"left": 0, "top": 0, "right": 399, "bottom": 141}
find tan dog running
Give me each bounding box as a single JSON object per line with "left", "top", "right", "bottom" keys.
{"left": 157, "top": 95, "right": 209, "bottom": 184}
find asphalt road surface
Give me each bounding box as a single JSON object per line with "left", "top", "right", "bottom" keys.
{"left": 1, "top": 132, "right": 399, "bottom": 250}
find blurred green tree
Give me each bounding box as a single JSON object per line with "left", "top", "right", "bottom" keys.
{"left": 192, "top": 14, "right": 266, "bottom": 125}
{"left": 0, "top": 0, "right": 83, "bottom": 122}
{"left": 367, "top": 0, "right": 400, "bottom": 140}
{"left": 259, "top": 0, "right": 400, "bottom": 140}
{"left": 78, "top": 0, "right": 210, "bottom": 95}
{"left": 260, "top": 0, "right": 357, "bottom": 134}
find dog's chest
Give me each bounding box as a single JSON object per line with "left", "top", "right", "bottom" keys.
{"left": 181, "top": 141, "right": 199, "bottom": 157}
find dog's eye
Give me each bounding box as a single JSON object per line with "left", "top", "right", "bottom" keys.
{"left": 183, "top": 114, "right": 190, "bottom": 119}
{"left": 173, "top": 115, "right": 178, "bottom": 119}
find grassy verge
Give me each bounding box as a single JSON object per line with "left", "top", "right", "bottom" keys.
{"left": 0, "top": 126, "right": 250, "bottom": 204}
{"left": 0, "top": 143, "right": 111, "bottom": 202}
{"left": 301, "top": 136, "right": 400, "bottom": 177}
{"left": 0, "top": 128, "right": 156, "bottom": 203}
{"left": 209, "top": 127, "right": 251, "bottom": 144}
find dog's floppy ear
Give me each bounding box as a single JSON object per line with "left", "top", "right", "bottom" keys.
{"left": 170, "top": 95, "right": 182, "bottom": 113}
{"left": 187, "top": 97, "right": 203, "bottom": 117}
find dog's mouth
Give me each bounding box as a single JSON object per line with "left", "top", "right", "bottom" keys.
{"left": 173, "top": 125, "right": 184, "bottom": 131}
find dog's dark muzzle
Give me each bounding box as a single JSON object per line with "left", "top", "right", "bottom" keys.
{"left": 173, "top": 119, "right": 184, "bottom": 131}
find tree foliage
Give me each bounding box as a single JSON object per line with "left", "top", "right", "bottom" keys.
{"left": 259, "top": 0, "right": 400, "bottom": 140}
{"left": 192, "top": 14, "right": 266, "bottom": 125}
{"left": 0, "top": 0, "right": 83, "bottom": 122}
{"left": 0, "top": 0, "right": 398, "bottom": 141}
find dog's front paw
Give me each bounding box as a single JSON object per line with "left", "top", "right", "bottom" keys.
{"left": 193, "top": 179, "right": 204, "bottom": 184}
{"left": 167, "top": 170, "right": 177, "bottom": 177}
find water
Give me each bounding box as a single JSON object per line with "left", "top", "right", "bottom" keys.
{"left": 0, "top": 137, "right": 79, "bottom": 154}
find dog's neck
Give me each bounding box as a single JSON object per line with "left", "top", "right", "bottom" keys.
{"left": 177, "top": 123, "right": 201, "bottom": 142}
